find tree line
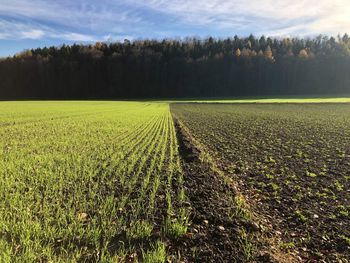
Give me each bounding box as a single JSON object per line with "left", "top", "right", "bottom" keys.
{"left": 1, "top": 34, "right": 350, "bottom": 99}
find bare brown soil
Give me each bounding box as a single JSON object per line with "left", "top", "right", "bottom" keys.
{"left": 167, "top": 119, "right": 250, "bottom": 262}
{"left": 166, "top": 118, "right": 295, "bottom": 262}
{"left": 171, "top": 103, "right": 350, "bottom": 262}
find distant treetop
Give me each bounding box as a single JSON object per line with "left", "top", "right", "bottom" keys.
{"left": 12, "top": 34, "right": 350, "bottom": 61}
{"left": 1, "top": 34, "right": 350, "bottom": 99}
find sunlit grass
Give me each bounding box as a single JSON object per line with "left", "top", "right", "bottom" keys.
{"left": 0, "top": 101, "right": 189, "bottom": 261}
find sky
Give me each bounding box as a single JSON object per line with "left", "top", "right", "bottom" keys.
{"left": 1, "top": 0, "right": 350, "bottom": 57}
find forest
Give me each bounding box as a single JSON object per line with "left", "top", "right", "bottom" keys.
{"left": 1, "top": 34, "right": 350, "bottom": 99}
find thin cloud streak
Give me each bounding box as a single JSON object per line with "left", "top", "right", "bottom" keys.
{"left": 133, "top": 0, "right": 350, "bottom": 35}
{"left": 0, "top": 19, "right": 99, "bottom": 41}
{"left": 21, "top": 29, "right": 45, "bottom": 39}
{"left": 0, "top": 0, "right": 147, "bottom": 41}
{"left": 0, "top": 0, "right": 350, "bottom": 42}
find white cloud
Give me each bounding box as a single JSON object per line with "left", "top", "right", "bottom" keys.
{"left": 0, "top": 32, "right": 11, "bottom": 39}
{"left": 53, "top": 33, "right": 97, "bottom": 42}
{"left": 0, "top": 0, "right": 349, "bottom": 40}
{"left": 0, "top": 0, "right": 144, "bottom": 33}
{"left": 21, "top": 29, "right": 45, "bottom": 39}
{"left": 0, "top": 19, "right": 99, "bottom": 41}
{"left": 132, "top": 0, "right": 350, "bottom": 36}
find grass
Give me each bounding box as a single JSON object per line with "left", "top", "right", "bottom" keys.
{"left": 1, "top": 99, "right": 350, "bottom": 261}
{"left": 0, "top": 101, "right": 189, "bottom": 261}
{"left": 142, "top": 240, "right": 166, "bottom": 263}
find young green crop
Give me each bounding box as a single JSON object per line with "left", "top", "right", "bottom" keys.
{"left": 0, "top": 101, "right": 189, "bottom": 262}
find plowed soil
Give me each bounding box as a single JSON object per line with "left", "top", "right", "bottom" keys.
{"left": 171, "top": 103, "right": 350, "bottom": 262}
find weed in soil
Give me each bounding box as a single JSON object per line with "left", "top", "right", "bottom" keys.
{"left": 171, "top": 103, "right": 350, "bottom": 262}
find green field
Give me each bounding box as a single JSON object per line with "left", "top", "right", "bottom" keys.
{"left": 0, "top": 101, "right": 189, "bottom": 262}
{"left": 1, "top": 100, "right": 350, "bottom": 262}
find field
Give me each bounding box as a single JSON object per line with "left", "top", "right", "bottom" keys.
{"left": 165, "top": 97, "right": 350, "bottom": 104}
{"left": 1, "top": 101, "right": 350, "bottom": 262}
{"left": 0, "top": 101, "right": 189, "bottom": 262}
{"left": 171, "top": 103, "right": 350, "bottom": 262}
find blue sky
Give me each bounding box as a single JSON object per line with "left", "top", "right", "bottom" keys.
{"left": 1, "top": 0, "right": 350, "bottom": 57}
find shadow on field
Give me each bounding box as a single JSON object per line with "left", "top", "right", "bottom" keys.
{"left": 168, "top": 117, "right": 279, "bottom": 262}
{"left": 168, "top": 105, "right": 306, "bottom": 263}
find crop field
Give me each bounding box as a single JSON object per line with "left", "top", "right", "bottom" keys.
{"left": 171, "top": 103, "right": 350, "bottom": 262}
{"left": 1, "top": 101, "right": 350, "bottom": 262}
{"left": 0, "top": 101, "right": 190, "bottom": 262}
{"left": 164, "top": 97, "right": 350, "bottom": 104}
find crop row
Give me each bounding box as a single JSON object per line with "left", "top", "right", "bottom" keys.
{"left": 0, "top": 101, "right": 189, "bottom": 262}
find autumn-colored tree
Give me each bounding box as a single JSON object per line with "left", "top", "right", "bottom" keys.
{"left": 235, "top": 48, "right": 241, "bottom": 56}
{"left": 298, "top": 49, "right": 308, "bottom": 58}
{"left": 15, "top": 50, "right": 33, "bottom": 58}
{"left": 264, "top": 45, "right": 273, "bottom": 59}
{"left": 1, "top": 34, "right": 350, "bottom": 99}
{"left": 241, "top": 48, "right": 251, "bottom": 56}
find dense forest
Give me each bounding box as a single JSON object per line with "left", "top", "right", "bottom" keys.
{"left": 1, "top": 34, "right": 350, "bottom": 99}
